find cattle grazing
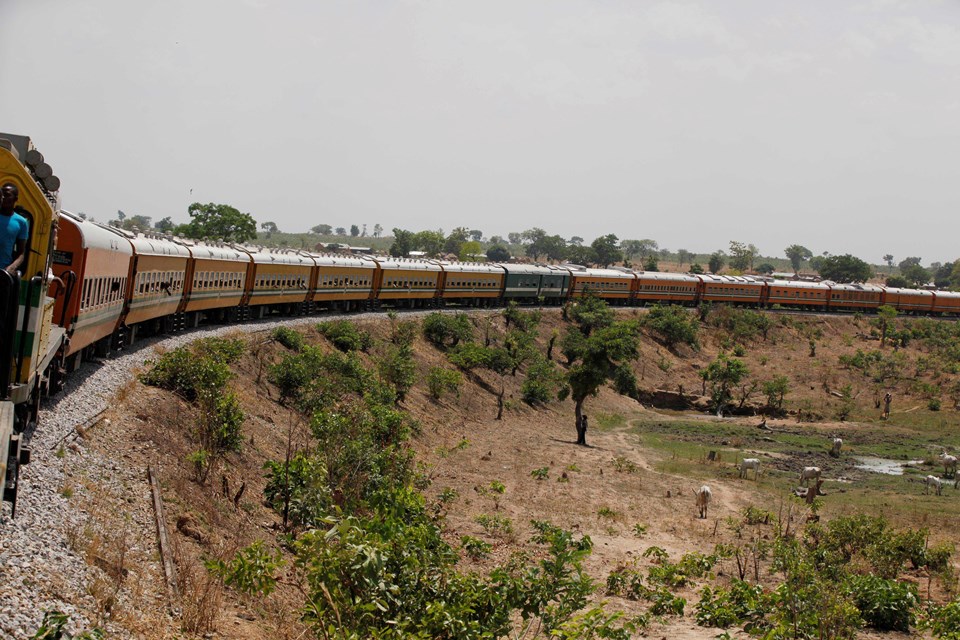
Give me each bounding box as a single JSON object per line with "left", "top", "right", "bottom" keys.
{"left": 924, "top": 475, "right": 943, "bottom": 496}
{"left": 694, "top": 485, "right": 712, "bottom": 519}
{"left": 739, "top": 458, "right": 761, "bottom": 480}
{"left": 799, "top": 466, "right": 821, "bottom": 487}
{"left": 830, "top": 438, "right": 842, "bottom": 458}
{"left": 939, "top": 452, "right": 958, "bottom": 478}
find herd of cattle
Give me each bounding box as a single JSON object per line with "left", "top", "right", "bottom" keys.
{"left": 692, "top": 441, "right": 959, "bottom": 518}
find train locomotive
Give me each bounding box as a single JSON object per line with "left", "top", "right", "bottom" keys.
{"left": 3, "top": 130, "right": 960, "bottom": 516}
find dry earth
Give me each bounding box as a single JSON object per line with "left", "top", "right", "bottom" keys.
{"left": 49, "top": 309, "right": 960, "bottom": 638}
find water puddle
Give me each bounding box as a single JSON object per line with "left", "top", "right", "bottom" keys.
{"left": 853, "top": 456, "right": 923, "bottom": 476}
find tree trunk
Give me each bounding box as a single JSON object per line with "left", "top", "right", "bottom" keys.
{"left": 547, "top": 335, "right": 556, "bottom": 361}
{"left": 575, "top": 398, "right": 586, "bottom": 445}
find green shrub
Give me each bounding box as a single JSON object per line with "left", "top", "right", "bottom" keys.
{"left": 521, "top": 357, "right": 563, "bottom": 405}
{"left": 428, "top": 367, "right": 462, "bottom": 399}
{"left": 931, "top": 600, "right": 960, "bottom": 639}
{"left": 460, "top": 535, "right": 492, "bottom": 560}
{"left": 845, "top": 574, "right": 917, "bottom": 632}
{"left": 206, "top": 540, "right": 284, "bottom": 597}
{"left": 379, "top": 343, "right": 417, "bottom": 402}
{"left": 271, "top": 326, "right": 305, "bottom": 351}
{"left": 642, "top": 304, "right": 700, "bottom": 349}
{"left": 317, "top": 319, "right": 372, "bottom": 352}
{"left": 422, "top": 312, "right": 473, "bottom": 348}
{"left": 695, "top": 580, "right": 769, "bottom": 630}
{"left": 530, "top": 467, "right": 549, "bottom": 480}
{"left": 140, "top": 339, "right": 240, "bottom": 400}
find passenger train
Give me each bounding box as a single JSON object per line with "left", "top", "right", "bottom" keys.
{"left": 2, "top": 132, "right": 959, "bottom": 514}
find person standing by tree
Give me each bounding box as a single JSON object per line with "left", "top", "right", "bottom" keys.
{"left": 882, "top": 392, "right": 892, "bottom": 420}
{"left": 1, "top": 183, "right": 28, "bottom": 275}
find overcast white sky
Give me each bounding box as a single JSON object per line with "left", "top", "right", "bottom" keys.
{"left": 3, "top": 0, "right": 960, "bottom": 264}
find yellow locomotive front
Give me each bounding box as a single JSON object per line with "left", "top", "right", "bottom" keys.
{"left": 1, "top": 133, "right": 67, "bottom": 515}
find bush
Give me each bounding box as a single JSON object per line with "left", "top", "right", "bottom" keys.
{"left": 643, "top": 304, "right": 700, "bottom": 349}
{"left": 317, "top": 320, "right": 372, "bottom": 352}
{"left": 379, "top": 343, "right": 417, "bottom": 402}
{"left": 206, "top": 540, "right": 284, "bottom": 597}
{"left": 428, "top": 367, "right": 462, "bottom": 400}
{"left": 695, "top": 580, "right": 769, "bottom": 629}
{"left": 140, "top": 338, "right": 242, "bottom": 400}
{"left": 422, "top": 312, "right": 473, "bottom": 348}
{"left": 845, "top": 574, "right": 916, "bottom": 632}
{"left": 271, "top": 326, "right": 305, "bottom": 351}
{"left": 522, "top": 358, "right": 563, "bottom": 405}
{"left": 931, "top": 600, "right": 960, "bottom": 639}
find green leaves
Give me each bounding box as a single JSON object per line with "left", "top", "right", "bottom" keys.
{"left": 178, "top": 202, "right": 257, "bottom": 243}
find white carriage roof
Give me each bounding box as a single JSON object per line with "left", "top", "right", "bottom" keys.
{"left": 129, "top": 234, "right": 191, "bottom": 258}
{"left": 438, "top": 262, "right": 505, "bottom": 274}
{"left": 61, "top": 214, "right": 134, "bottom": 255}
{"left": 635, "top": 271, "right": 700, "bottom": 284}
{"left": 579, "top": 268, "right": 636, "bottom": 279}
{"left": 307, "top": 253, "right": 375, "bottom": 269}
{"left": 829, "top": 282, "right": 884, "bottom": 292}
{"left": 498, "top": 264, "right": 560, "bottom": 276}
{"left": 246, "top": 247, "right": 314, "bottom": 266}
{"left": 369, "top": 257, "right": 442, "bottom": 272}
{"left": 185, "top": 241, "right": 250, "bottom": 262}
{"left": 883, "top": 287, "right": 934, "bottom": 297}
{"left": 768, "top": 279, "right": 831, "bottom": 290}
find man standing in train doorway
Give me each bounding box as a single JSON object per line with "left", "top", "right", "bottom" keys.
{"left": 1, "top": 183, "right": 28, "bottom": 275}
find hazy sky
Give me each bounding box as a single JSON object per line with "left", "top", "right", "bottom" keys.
{"left": 3, "top": 0, "right": 959, "bottom": 264}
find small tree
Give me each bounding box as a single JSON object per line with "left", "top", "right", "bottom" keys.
{"left": 874, "top": 305, "right": 898, "bottom": 347}
{"left": 785, "top": 244, "right": 813, "bottom": 274}
{"left": 708, "top": 251, "right": 726, "bottom": 274}
{"left": 699, "top": 353, "right": 749, "bottom": 416}
{"left": 763, "top": 375, "right": 790, "bottom": 411}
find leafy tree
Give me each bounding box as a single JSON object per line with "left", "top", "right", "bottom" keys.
{"left": 900, "top": 262, "right": 929, "bottom": 287}
{"left": 591, "top": 234, "right": 622, "bottom": 267}
{"left": 676, "top": 249, "right": 692, "bottom": 268}
{"left": 708, "top": 251, "right": 726, "bottom": 274}
{"left": 154, "top": 216, "right": 174, "bottom": 232}
{"left": 874, "top": 305, "right": 897, "bottom": 347}
{"left": 933, "top": 261, "right": 954, "bottom": 289}
{"left": 621, "top": 239, "right": 658, "bottom": 261}
{"left": 415, "top": 230, "right": 445, "bottom": 257}
{"left": 335, "top": 226, "right": 346, "bottom": 235}
{"left": 469, "top": 229, "right": 483, "bottom": 241}
{"left": 643, "top": 255, "right": 659, "bottom": 271}
{"left": 699, "top": 353, "right": 749, "bottom": 415}
{"left": 486, "top": 244, "right": 511, "bottom": 262}
{"left": 566, "top": 245, "right": 597, "bottom": 266}
{"left": 689, "top": 263, "right": 704, "bottom": 274}
{"left": 459, "top": 240, "right": 483, "bottom": 261}
{"left": 261, "top": 221, "right": 278, "bottom": 233}
{"left": 379, "top": 344, "right": 417, "bottom": 402}
{"left": 444, "top": 227, "right": 470, "bottom": 255}
{"left": 350, "top": 224, "right": 360, "bottom": 237}
{"left": 508, "top": 231, "right": 523, "bottom": 245}
{"left": 816, "top": 254, "right": 872, "bottom": 283}
{"left": 488, "top": 235, "right": 504, "bottom": 245}
{"left": 763, "top": 375, "right": 789, "bottom": 410}
{"left": 527, "top": 234, "right": 567, "bottom": 262}
{"left": 728, "top": 241, "right": 758, "bottom": 272}
{"left": 390, "top": 228, "right": 415, "bottom": 257}
{"left": 568, "top": 294, "right": 614, "bottom": 336}
{"left": 311, "top": 223, "right": 333, "bottom": 235}
{"left": 177, "top": 202, "right": 257, "bottom": 243}
{"left": 560, "top": 317, "right": 641, "bottom": 445}
{"left": 885, "top": 275, "right": 910, "bottom": 288}
{"left": 569, "top": 235, "right": 584, "bottom": 246}
{"left": 756, "top": 263, "right": 775, "bottom": 275}
{"left": 883, "top": 254, "right": 894, "bottom": 268}
{"left": 785, "top": 244, "right": 813, "bottom": 273}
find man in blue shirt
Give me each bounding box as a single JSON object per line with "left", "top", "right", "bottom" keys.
{"left": 1, "top": 183, "right": 28, "bottom": 275}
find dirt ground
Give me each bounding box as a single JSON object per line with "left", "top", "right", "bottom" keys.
{"left": 68, "top": 308, "right": 959, "bottom": 638}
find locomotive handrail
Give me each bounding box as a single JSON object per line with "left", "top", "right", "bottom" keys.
{"left": 58, "top": 270, "right": 77, "bottom": 327}
{"left": 0, "top": 269, "right": 18, "bottom": 400}
{"left": 14, "top": 275, "right": 42, "bottom": 383}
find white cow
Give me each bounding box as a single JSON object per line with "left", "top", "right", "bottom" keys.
{"left": 739, "top": 458, "right": 761, "bottom": 480}
{"left": 694, "top": 485, "right": 712, "bottom": 519}
{"left": 924, "top": 475, "right": 943, "bottom": 496}
{"left": 830, "top": 438, "right": 842, "bottom": 458}
{"left": 799, "top": 466, "right": 821, "bottom": 487}
{"left": 939, "top": 452, "right": 958, "bottom": 478}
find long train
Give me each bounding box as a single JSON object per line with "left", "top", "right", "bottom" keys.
{"left": 3, "top": 133, "right": 959, "bottom": 514}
